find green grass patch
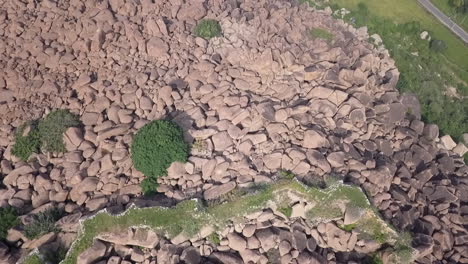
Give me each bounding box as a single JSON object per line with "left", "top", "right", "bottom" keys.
{"left": 310, "top": 27, "right": 334, "bottom": 42}
{"left": 339, "top": 223, "right": 357, "bottom": 232}
{"left": 278, "top": 206, "right": 293, "bottom": 218}
{"left": 61, "top": 180, "right": 384, "bottom": 264}
{"left": 278, "top": 170, "right": 296, "bottom": 180}
{"left": 207, "top": 233, "right": 221, "bottom": 245}
{"left": 23, "top": 254, "right": 42, "bottom": 264}
{"left": 368, "top": 253, "right": 384, "bottom": 264}
{"left": 391, "top": 231, "right": 414, "bottom": 263}
{"left": 355, "top": 215, "right": 391, "bottom": 244}
{"left": 0, "top": 207, "right": 19, "bottom": 240}
{"left": 194, "top": 19, "right": 222, "bottom": 39}
{"left": 12, "top": 109, "right": 80, "bottom": 161}
{"left": 317, "top": 0, "right": 468, "bottom": 152}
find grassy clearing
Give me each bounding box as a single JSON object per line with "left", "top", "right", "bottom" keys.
{"left": 329, "top": 0, "right": 468, "bottom": 68}
{"left": 310, "top": 27, "right": 335, "bottom": 42}
{"left": 431, "top": 0, "right": 468, "bottom": 32}
{"left": 61, "top": 180, "right": 382, "bottom": 264}
{"left": 313, "top": 0, "right": 468, "bottom": 148}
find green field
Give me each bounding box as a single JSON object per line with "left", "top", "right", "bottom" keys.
{"left": 329, "top": 0, "right": 468, "bottom": 73}
{"left": 321, "top": 0, "right": 468, "bottom": 145}
{"left": 431, "top": 0, "right": 468, "bottom": 32}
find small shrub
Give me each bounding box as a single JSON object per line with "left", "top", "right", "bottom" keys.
{"left": 38, "top": 109, "right": 80, "bottom": 152}
{"left": 367, "top": 254, "right": 383, "bottom": 264}
{"left": 429, "top": 39, "right": 447, "bottom": 52}
{"left": 43, "top": 246, "right": 68, "bottom": 264}
{"left": 192, "top": 138, "right": 207, "bottom": 152}
{"left": 207, "top": 233, "right": 220, "bottom": 245}
{"left": 0, "top": 207, "right": 19, "bottom": 240}
{"left": 278, "top": 207, "right": 292, "bottom": 218}
{"left": 278, "top": 170, "right": 295, "bottom": 180}
{"left": 12, "top": 109, "right": 80, "bottom": 161}
{"left": 12, "top": 122, "right": 41, "bottom": 161}
{"left": 309, "top": 27, "right": 334, "bottom": 42}
{"left": 131, "top": 120, "right": 189, "bottom": 194}
{"left": 24, "top": 208, "right": 64, "bottom": 239}
{"left": 339, "top": 223, "right": 357, "bottom": 232}
{"left": 23, "top": 254, "right": 42, "bottom": 264}
{"left": 194, "top": 19, "right": 222, "bottom": 39}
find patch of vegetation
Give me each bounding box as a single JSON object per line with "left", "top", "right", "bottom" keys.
{"left": 24, "top": 208, "right": 64, "bottom": 239}
{"left": 278, "top": 170, "right": 295, "bottom": 180}
{"left": 12, "top": 109, "right": 80, "bottom": 161}
{"left": 278, "top": 206, "right": 293, "bottom": 218}
{"left": 0, "top": 207, "right": 19, "bottom": 240}
{"left": 140, "top": 177, "right": 159, "bottom": 196}
{"left": 194, "top": 19, "right": 222, "bottom": 39}
{"left": 323, "top": 0, "right": 468, "bottom": 146}
{"left": 429, "top": 39, "right": 447, "bottom": 52}
{"left": 191, "top": 138, "right": 207, "bottom": 152}
{"left": 11, "top": 122, "right": 42, "bottom": 161}
{"left": 23, "top": 254, "right": 42, "bottom": 264}
{"left": 339, "top": 223, "right": 357, "bottom": 232}
{"left": 307, "top": 204, "right": 343, "bottom": 220}
{"left": 62, "top": 180, "right": 396, "bottom": 264}
{"left": 391, "top": 232, "right": 413, "bottom": 263}
{"left": 38, "top": 109, "right": 80, "bottom": 152}
{"left": 207, "top": 232, "right": 220, "bottom": 245}
{"left": 131, "top": 120, "right": 189, "bottom": 194}
{"left": 309, "top": 27, "right": 334, "bottom": 42}
{"left": 367, "top": 253, "right": 384, "bottom": 264}
{"left": 43, "top": 246, "right": 68, "bottom": 264}
{"left": 356, "top": 216, "right": 390, "bottom": 244}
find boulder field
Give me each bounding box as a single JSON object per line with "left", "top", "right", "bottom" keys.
{"left": 0, "top": 0, "right": 467, "bottom": 263}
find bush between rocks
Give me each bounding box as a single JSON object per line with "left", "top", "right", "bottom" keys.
{"left": 24, "top": 208, "right": 64, "bottom": 239}
{"left": 0, "top": 207, "right": 19, "bottom": 240}
{"left": 12, "top": 109, "right": 80, "bottom": 161}
{"left": 131, "top": 120, "right": 189, "bottom": 194}
{"left": 194, "top": 19, "right": 222, "bottom": 39}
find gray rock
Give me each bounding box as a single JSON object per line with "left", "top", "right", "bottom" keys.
{"left": 211, "top": 252, "right": 243, "bottom": 264}
{"left": 256, "top": 228, "right": 277, "bottom": 251}
{"left": 211, "top": 132, "right": 233, "bottom": 151}
{"left": 303, "top": 130, "right": 329, "bottom": 149}
{"left": 227, "top": 233, "right": 247, "bottom": 251}
{"left": 423, "top": 124, "right": 439, "bottom": 140}
{"left": 344, "top": 206, "right": 364, "bottom": 225}
{"left": 204, "top": 182, "right": 236, "bottom": 200}
{"left": 181, "top": 247, "right": 200, "bottom": 264}
{"left": 146, "top": 37, "right": 168, "bottom": 59}
{"left": 77, "top": 240, "right": 107, "bottom": 264}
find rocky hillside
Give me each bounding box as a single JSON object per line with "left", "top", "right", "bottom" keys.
{"left": 0, "top": 0, "right": 467, "bottom": 263}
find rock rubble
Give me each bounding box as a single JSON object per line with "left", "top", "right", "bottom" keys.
{"left": 0, "top": 0, "right": 466, "bottom": 263}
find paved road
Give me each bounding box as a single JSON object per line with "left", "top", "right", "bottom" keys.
{"left": 418, "top": 0, "right": 468, "bottom": 43}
